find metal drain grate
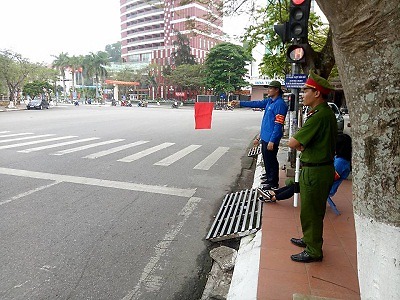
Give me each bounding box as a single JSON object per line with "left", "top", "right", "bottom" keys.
{"left": 206, "top": 189, "right": 262, "bottom": 242}
{"left": 247, "top": 145, "right": 262, "bottom": 157}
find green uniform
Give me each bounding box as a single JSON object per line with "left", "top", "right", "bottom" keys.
{"left": 293, "top": 102, "right": 337, "bottom": 258}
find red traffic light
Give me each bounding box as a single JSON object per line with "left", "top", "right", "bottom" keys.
{"left": 287, "top": 44, "right": 307, "bottom": 63}
{"left": 292, "top": 0, "right": 306, "bottom": 4}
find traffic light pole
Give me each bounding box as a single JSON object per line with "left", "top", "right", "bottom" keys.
{"left": 290, "top": 61, "right": 302, "bottom": 207}
{"left": 289, "top": 62, "right": 301, "bottom": 168}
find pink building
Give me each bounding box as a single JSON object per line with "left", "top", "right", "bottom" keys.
{"left": 120, "top": 0, "right": 224, "bottom": 99}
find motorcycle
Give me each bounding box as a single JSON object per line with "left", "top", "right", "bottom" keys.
{"left": 137, "top": 100, "right": 147, "bottom": 107}
{"left": 121, "top": 100, "right": 132, "bottom": 107}
{"left": 171, "top": 101, "right": 179, "bottom": 109}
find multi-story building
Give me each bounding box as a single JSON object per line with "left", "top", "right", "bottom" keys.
{"left": 120, "top": 0, "right": 224, "bottom": 99}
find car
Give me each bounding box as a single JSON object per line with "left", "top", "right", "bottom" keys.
{"left": 27, "top": 99, "right": 49, "bottom": 110}
{"left": 303, "top": 102, "right": 344, "bottom": 133}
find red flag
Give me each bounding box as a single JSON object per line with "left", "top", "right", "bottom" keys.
{"left": 194, "top": 102, "right": 214, "bottom": 129}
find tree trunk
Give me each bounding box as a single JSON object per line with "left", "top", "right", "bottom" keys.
{"left": 317, "top": 0, "right": 400, "bottom": 298}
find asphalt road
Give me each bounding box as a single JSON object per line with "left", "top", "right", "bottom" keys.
{"left": 0, "top": 104, "right": 262, "bottom": 300}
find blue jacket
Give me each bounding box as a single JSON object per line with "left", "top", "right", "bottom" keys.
{"left": 330, "top": 156, "right": 351, "bottom": 196}
{"left": 240, "top": 96, "right": 288, "bottom": 144}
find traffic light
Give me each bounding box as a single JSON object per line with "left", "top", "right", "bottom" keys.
{"left": 274, "top": 22, "right": 290, "bottom": 44}
{"left": 286, "top": 44, "right": 307, "bottom": 63}
{"left": 289, "top": 0, "right": 311, "bottom": 41}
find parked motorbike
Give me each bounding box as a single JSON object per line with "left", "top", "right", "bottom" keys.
{"left": 137, "top": 100, "right": 147, "bottom": 107}
{"left": 121, "top": 100, "right": 132, "bottom": 107}
{"left": 224, "top": 102, "right": 234, "bottom": 111}
{"left": 171, "top": 101, "right": 179, "bottom": 109}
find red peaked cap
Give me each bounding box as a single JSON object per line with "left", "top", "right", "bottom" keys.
{"left": 304, "top": 71, "right": 334, "bottom": 95}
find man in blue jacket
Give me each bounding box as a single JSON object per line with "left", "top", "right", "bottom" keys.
{"left": 232, "top": 81, "right": 288, "bottom": 189}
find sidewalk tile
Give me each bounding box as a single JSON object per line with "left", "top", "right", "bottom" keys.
{"left": 258, "top": 269, "right": 310, "bottom": 300}
{"left": 258, "top": 164, "right": 360, "bottom": 300}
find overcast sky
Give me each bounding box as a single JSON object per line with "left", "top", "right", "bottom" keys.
{"left": 0, "top": 0, "right": 252, "bottom": 64}
{"left": 0, "top": 0, "right": 121, "bottom": 64}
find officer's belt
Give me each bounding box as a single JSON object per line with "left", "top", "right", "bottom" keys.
{"left": 301, "top": 161, "right": 333, "bottom": 167}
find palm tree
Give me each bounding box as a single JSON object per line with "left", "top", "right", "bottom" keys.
{"left": 68, "top": 55, "right": 84, "bottom": 97}
{"left": 83, "top": 51, "right": 109, "bottom": 102}
{"left": 52, "top": 52, "right": 70, "bottom": 102}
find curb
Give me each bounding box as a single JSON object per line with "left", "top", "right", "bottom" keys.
{"left": 227, "top": 141, "right": 289, "bottom": 300}
{"left": 227, "top": 155, "right": 264, "bottom": 300}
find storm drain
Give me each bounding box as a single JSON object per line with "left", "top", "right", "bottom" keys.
{"left": 247, "top": 144, "right": 262, "bottom": 157}
{"left": 206, "top": 189, "right": 262, "bottom": 242}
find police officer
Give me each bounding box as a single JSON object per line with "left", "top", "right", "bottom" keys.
{"left": 232, "top": 81, "right": 288, "bottom": 190}
{"left": 288, "top": 71, "right": 337, "bottom": 263}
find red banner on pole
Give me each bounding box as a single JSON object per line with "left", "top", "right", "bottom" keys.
{"left": 194, "top": 102, "right": 214, "bottom": 129}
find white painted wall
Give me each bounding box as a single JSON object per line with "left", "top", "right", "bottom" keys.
{"left": 355, "top": 214, "right": 400, "bottom": 299}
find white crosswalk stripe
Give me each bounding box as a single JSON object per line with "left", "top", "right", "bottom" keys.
{"left": 0, "top": 133, "right": 34, "bottom": 138}
{"left": 0, "top": 132, "right": 231, "bottom": 171}
{"left": 84, "top": 140, "right": 149, "bottom": 159}
{"left": 18, "top": 137, "right": 100, "bottom": 153}
{"left": 118, "top": 142, "right": 175, "bottom": 163}
{"left": 0, "top": 134, "right": 55, "bottom": 144}
{"left": 0, "top": 136, "right": 77, "bottom": 150}
{"left": 154, "top": 144, "right": 202, "bottom": 166}
{"left": 52, "top": 139, "right": 125, "bottom": 156}
{"left": 193, "top": 147, "right": 230, "bottom": 170}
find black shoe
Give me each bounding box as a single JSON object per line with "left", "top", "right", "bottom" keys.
{"left": 261, "top": 183, "right": 279, "bottom": 190}
{"left": 258, "top": 195, "right": 276, "bottom": 203}
{"left": 291, "top": 250, "right": 323, "bottom": 263}
{"left": 290, "top": 237, "right": 306, "bottom": 248}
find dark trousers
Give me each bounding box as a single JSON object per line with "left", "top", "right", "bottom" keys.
{"left": 261, "top": 140, "right": 279, "bottom": 186}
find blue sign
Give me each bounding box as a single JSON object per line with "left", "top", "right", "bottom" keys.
{"left": 285, "top": 74, "right": 307, "bottom": 88}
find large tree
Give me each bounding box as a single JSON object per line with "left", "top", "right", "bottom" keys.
{"left": 83, "top": 51, "right": 109, "bottom": 101}
{"left": 0, "top": 50, "right": 39, "bottom": 105}
{"left": 52, "top": 52, "right": 70, "bottom": 101}
{"left": 316, "top": 1, "right": 399, "bottom": 298}
{"left": 165, "top": 64, "right": 205, "bottom": 92}
{"left": 171, "top": 32, "right": 196, "bottom": 66}
{"left": 204, "top": 42, "right": 252, "bottom": 95}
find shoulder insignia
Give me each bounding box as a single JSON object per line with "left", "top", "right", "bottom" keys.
{"left": 307, "top": 109, "right": 319, "bottom": 118}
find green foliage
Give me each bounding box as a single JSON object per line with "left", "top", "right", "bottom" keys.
{"left": 105, "top": 42, "right": 122, "bottom": 63}
{"left": 0, "top": 50, "right": 40, "bottom": 102}
{"left": 241, "top": 0, "right": 329, "bottom": 78}
{"left": 204, "top": 42, "right": 252, "bottom": 94}
{"left": 172, "top": 33, "right": 196, "bottom": 66}
{"left": 165, "top": 64, "right": 205, "bottom": 91}
{"left": 23, "top": 81, "right": 54, "bottom": 98}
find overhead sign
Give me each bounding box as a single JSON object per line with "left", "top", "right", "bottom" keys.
{"left": 285, "top": 74, "right": 307, "bottom": 88}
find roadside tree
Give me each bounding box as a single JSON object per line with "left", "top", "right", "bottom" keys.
{"left": 52, "top": 52, "right": 70, "bottom": 101}
{"left": 171, "top": 32, "right": 196, "bottom": 66}
{"left": 317, "top": 1, "right": 399, "bottom": 298}
{"left": 0, "top": 50, "right": 39, "bottom": 105}
{"left": 165, "top": 64, "right": 205, "bottom": 96}
{"left": 204, "top": 42, "right": 252, "bottom": 96}
{"left": 23, "top": 81, "right": 54, "bottom": 100}
{"left": 83, "top": 51, "right": 109, "bottom": 102}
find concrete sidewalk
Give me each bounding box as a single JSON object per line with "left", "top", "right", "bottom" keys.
{"left": 229, "top": 142, "right": 360, "bottom": 300}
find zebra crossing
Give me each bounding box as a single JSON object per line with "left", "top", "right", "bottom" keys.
{"left": 0, "top": 131, "right": 230, "bottom": 171}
